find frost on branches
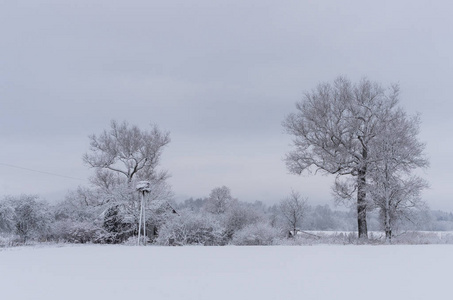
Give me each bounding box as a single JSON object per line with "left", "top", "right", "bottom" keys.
{"left": 284, "top": 77, "right": 429, "bottom": 239}
{"left": 80, "top": 120, "right": 174, "bottom": 243}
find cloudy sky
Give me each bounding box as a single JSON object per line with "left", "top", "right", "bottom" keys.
{"left": 1, "top": 0, "right": 452, "bottom": 210}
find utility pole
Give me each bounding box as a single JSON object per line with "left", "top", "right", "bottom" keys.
{"left": 136, "top": 181, "right": 151, "bottom": 246}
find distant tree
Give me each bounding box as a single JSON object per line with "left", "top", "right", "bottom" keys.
{"left": 0, "top": 199, "right": 15, "bottom": 233}
{"left": 177, "top": 198, "right": 206, "bottom": 212}
{"left": 5, "top": 195, "right": 51, "bottom": 243}
{"left": 279, "top": 191, "right": 308, "bottom": 236}
{"left": 223, "top": 201, "right": 265, "bottom": 240}
{"left": 305, "top": 205, "right": 337, "bottom": 231}
{"left": 267, "top": 204, "right": 281, "bottom": 228}
{"left": 204, "top": 186, "right": 234, "bottom": 215}
{"left": 284, "top": 77, "right": 401, "bottom": 239}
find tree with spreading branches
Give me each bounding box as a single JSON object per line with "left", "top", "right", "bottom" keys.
{"left": 82, "top": 120, "right": 173, "bottom": 243}
{"left": 283, "top": 76, "right": 426, "bottom": 239}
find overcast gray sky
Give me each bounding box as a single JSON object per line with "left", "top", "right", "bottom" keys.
{"left": 1, "top": 0, "right": 452, "bottom": 211}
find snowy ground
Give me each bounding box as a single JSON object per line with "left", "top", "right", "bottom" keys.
{"left": 0, "top": 245, "right": 451, "bottom": 300}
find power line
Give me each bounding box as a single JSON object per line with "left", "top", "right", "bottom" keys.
{"left": 0, "top": 162, "right": 85, "bottom": 181}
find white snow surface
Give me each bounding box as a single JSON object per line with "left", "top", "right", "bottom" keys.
{"left": 0, "top": 245, "right": 451, "bottom": 300}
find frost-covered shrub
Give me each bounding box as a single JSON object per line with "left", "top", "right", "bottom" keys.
{"left": 273, "top": 231, "right": 368, "bottom": 245}
{"left": 0, "top": 201, "right": 15, "bottom": 233}
{"left": 231, "top": 223, "right": 282, "bottom": 246}
{"left": 223, "top": 203, "right": 264, "bottom": 240}
{"left": 155, "top": 210, "right": 225, "bottom": 246}
{"left": 51, "top": 220, "right": 104, "bottom": 244}
{"left": 0, "top": 234, "right": 21, "bottom": 247}
{"left": 1, "top": 195, "right": 53, "bottom": 243}
{"left": 392, "top": 231, "right": 453, "bottom": 244}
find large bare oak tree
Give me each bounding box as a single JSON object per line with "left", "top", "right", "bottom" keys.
{"left": 283, "top": 77, "right": 403, "bottom": 239}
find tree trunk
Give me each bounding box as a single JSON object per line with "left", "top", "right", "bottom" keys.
{"left": 385, "top": 229, "right": 392, "bottom": 243}
{"left": 384, "top": 188, "right": 392, "bottom": 243}
{"left": 357, "top": 167, "right": 368, "bottom": 239}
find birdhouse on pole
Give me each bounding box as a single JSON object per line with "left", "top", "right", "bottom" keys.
{"left": 136, "top": 181, "right": 151, "bottom": 246}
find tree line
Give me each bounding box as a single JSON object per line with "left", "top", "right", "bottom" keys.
{"left": 2, "top": 190, "right": 451, "bottom": 246}
{"left": 0, "top": 77, "right": 431, "bottom": 245}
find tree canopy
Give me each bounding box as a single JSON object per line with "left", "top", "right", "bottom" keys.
{"left": 283, "top": 77, "right": 428, "bottom": 239}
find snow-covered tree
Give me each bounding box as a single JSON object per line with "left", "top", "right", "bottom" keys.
{"left": 4, "top": 195, "right": 52, "bottom": 243}
{"left": 81, "top": 120, "right": 173, "bottom": 243}
{"left": 204, "top": 186, "right": 234, "bottom": 215}
{"left": 368, "top": 110, "right": 429, "bottom": 242}
{"left": 54, "top": 187, "right": 101, "bottom": 222}
{"left": 50, "top": 189, "right": 105, "bottom": 243}
{"left": 177, "top": 198, "right": 206, "bottom": 212}
{"left": 83, "top": 120, "right": 171, "bottom": 184}
{"left": 279, "top": 191, "right": 308, "bottom": 235}
{"left": 284, "top": 77, "right": 401, "bottom": 239}
{"left": 0, "top": 199, "right": 15, "bottom": 233}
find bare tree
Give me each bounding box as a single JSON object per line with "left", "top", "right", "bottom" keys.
{"left": 283, "top": 77, "right": 400, "bottom": 239}
{"left": 279, "top": 190, "right": 308, "bottom": 236}
{"left": 368, "top": 110, "right": 429, "bottom": 242}
{"left": 83, "top": 120, "right": 170, "bottom": 185}
{"left": 82, "top": 120, "right": 173, "bottom": 243}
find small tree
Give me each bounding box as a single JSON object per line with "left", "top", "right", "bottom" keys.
{"left": 204, "top": 186, "right": 233, "bottom": 215}
{"left": 372, "top": 176, "right": 428, "bottom": 242}
{"left": 368, "top": 110, "right": 429, "bottom": 242}
{"left": 279, "top": 191, "right": 308, "bottom": 236}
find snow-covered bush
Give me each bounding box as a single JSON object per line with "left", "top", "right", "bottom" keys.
{"left": 223, "top": 202, "right": 265, "bottom": 240}
{"left": 231, "top": 222, "right": 282, "bottom": 246}
{"left": 0, "top": 200, "right": 15, "bottom": 233}
{"left": 0, "top": 234, "right": 21, "bottom": 247}
{"left": 392, "top": 231, "right": 453, "bottom": 244}
{"left": 51, "top": 220, "right": 104, "bottom": 244}
{"left": 155, "top": 210, "right": 225, "bottom": 246}
{"left": 2, "top": 195, "right": 53, "bottom": 243}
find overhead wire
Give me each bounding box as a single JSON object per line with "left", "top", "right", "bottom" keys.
{"left": 0, "top": 162, "right": 85, "bottom": 181}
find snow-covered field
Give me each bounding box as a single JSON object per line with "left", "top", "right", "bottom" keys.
{"left": 0, "top": 245, "right": 451, "bottom": 300}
